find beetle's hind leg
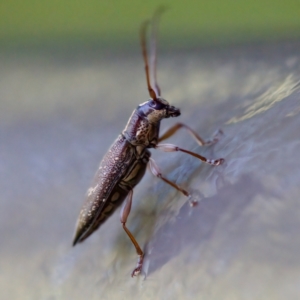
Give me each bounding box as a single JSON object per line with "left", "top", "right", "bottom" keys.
{"left": 158, "top": 122, "right": 223, "bottom": 146}
{"left": 120, "top": 189, "right": 144, "bottom": 277}
{"left": 148, "top": 158, "right": 198, "bottom": 206}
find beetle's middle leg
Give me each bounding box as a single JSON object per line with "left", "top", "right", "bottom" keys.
{"left": 158, "top": 122, "right": 222, "bottom": 145}
{"left": 148, "top": 157, "right": 198, "bottom": 206}
{"left": 120, "top": 189, "right": 144, "bottom": 277}
{"left": 155, "top": 143, "right": 224, "bottom": 166}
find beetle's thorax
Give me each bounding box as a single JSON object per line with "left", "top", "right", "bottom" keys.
{"left": 122, "top": 97, "right": 181, "bottom": 148}
{"left": 122, "top": 109, "right": 160, "bottom": 147}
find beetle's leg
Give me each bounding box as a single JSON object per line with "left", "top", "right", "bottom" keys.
{"left": 148, "top": 158, "right": 191, "bottom": 198}
{"left": 120, "top": 189, "right": 144, "bottom": 277}
{"left": 158, "top": 122, "right": 222, "bottom": 145}
{"left": 155, "top": 143, "right": 224, "bottom": 166}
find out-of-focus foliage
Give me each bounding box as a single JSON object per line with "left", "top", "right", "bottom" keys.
{"left": 1, "top": 0, "right": 300, "bottom": 47}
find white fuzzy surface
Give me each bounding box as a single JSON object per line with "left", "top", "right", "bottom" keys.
{"left": 1, "top": 42, "right": 300, "bottom": 300}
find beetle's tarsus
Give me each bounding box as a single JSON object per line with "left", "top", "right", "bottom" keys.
{"left": 204, "top": 129, "right": 224, "bottom": 146}
{"left": 215, "top": 158, "right": 225, "bottom": 165}
{"left": 189, "top": 199, "right": 198, "bottom": 207}
{"left": 131, "top": 255, "right": 144, "bottom": 277}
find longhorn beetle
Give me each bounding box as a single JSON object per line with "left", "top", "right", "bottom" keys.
{"left": 73, "top": 8, "right": 224, "bottom": 277}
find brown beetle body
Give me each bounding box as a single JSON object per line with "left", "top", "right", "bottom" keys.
{"left": 73, "top": 9, "right": 224, "bottom": 277}
{"left": 73, "top": 99, "right": 181, "bottom": 244}
{"left": 73, "top": 134, "right": 149, "bottom": 244}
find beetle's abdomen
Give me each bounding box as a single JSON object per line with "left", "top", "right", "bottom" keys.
{"left": 121, "top": 149, "right": 150, "bottom": 188}
{"left": 80, "top": 149, "right": 151, "bottom": 242}
{"left": 75, "top": 185, "right": 129, "bottom": 242}
{"left": 73, "top": 135, "right": 135, "bottom": 244}
{"left": 73, "top": 135, "right": 150, "bottom": 245}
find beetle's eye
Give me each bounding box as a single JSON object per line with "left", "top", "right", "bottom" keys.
{"left": 149, "top": 100, "right": 165, "bottom": 110}
{"left": 149, "top": 100, "right": 156, "bottom": 107}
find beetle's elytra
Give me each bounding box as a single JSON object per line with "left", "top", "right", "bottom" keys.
{"left": 73, "top": 8, "right": 224, "bottom": 277}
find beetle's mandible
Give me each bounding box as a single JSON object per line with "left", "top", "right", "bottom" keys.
{"left": 73, "top": 8, "right": 224, "bottom": 277}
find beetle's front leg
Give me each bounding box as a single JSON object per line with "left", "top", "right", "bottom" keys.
{"left": 155, "top": 144, "right": 224, "bottom": 166}
{"left": 158, "top": 122, "right": 223, "bottom": 146}
{"left": 120, "top": 189, "right": 144, "bottom": 277}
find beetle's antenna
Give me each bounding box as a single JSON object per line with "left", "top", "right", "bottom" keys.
{"left": 140, "top": 20, "right": 157, "bottom": 100}
{"left": 150, "top": 6, "right": 166, "bottom": 97}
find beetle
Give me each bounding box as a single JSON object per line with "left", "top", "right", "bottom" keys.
{"left": 73, "top": 8, "right": 224, "bottom": 277}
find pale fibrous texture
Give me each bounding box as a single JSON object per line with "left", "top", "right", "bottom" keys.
{"left": 1, "top": 41, "right": 300, "bottom": 299}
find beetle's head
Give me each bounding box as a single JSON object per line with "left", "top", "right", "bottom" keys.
{"left": 137, "top": 97, "right": 180, "bottom": 123}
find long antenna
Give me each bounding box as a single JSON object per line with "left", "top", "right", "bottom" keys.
{"left": 150, "top": 6, "right": 166, "bottom": 97}
{"left": 140, "top": 21, "right": 157, "bottom": 100}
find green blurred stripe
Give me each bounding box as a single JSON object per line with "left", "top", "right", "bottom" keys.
{"left": 1, "top": 0, "right": 300, "bottom": 45}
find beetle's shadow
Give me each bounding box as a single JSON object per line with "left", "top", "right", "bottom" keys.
{"left": 141, "top": 174, "right": 268, "bottom": 277}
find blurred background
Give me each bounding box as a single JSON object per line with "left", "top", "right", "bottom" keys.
{"left": 1, "top": 0, "right": 300, "bottom": 48}
{"left": 1, "top": 1, "right": 300, "bottom": 299}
